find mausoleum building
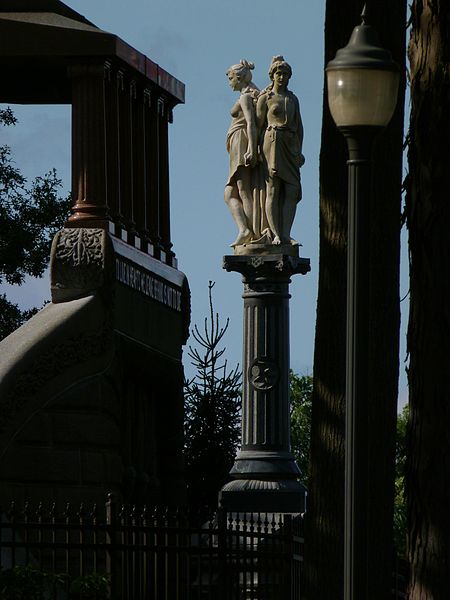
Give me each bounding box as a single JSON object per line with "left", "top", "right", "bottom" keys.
{"left": 0, "top": 1, "right": 190, "bottom": 507}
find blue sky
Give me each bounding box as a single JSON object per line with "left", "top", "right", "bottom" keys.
{"left": 0, "top": 0, "right": 409, "bottom": 405}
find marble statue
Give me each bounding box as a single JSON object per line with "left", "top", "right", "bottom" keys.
{"left": 257, "top": 56, "right": 305, "bottom": 246}
{"left": 225, "top": 57, "right": 304, "bottom": 250}
{"left": 224, "top": 60, "right": 268, "bottom": 247}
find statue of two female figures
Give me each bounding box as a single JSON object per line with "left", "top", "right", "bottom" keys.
{"left": 224, "top": 56, "right": 305, "bottom": 250}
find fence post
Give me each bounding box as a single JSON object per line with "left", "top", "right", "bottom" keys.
{"left": 283, "top": 514, "right": 294, "bottom": 600}
{"left": 106, "top": 494, "right": 117, "bottom": 599}
{"left": 217, "top": 507, "right": 228, "bottom": 600}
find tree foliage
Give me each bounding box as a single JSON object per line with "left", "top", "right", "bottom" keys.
{"left": 0, "top": 295, "right": 39, "bottom": 341}
{"left": 394, "top": 404, "right": 408, "bottom": 558}
{"left": 289, "top": 371, "right": 313, "bottom": 488}
{"left": 0, "top": 565, "right": 65, "bottom": 600}
{"left": 290, "top": 371, "right": 407, "bottom": 558}
{"left": 0, "top": 107, "right": 70, "bottom": 340}
{"left": 184, "top": 281, "right": 241, "bottom": 507}
{"left": 0, "top": 565, "right": 109, "bottom": 600}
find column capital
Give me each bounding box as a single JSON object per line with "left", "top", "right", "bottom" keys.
{"left": 223, "top": 254, "right": 310, "bottom": 281}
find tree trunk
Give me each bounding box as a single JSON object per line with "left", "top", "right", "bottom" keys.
{"left": 303, "top": 2, "right": 406, "bottom": 598}
{"left": 406, "top": 2, "right": 450, "bottom": 597}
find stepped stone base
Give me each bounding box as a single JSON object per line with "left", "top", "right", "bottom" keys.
{"left": 219, "top": 478, "right": 306, "bottom": 513}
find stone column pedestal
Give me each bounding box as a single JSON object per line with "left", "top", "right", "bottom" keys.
{"left": 219, "top": 253, "right": 310, "bottom": 513}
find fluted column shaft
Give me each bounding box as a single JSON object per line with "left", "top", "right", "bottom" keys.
{"left": 241, "top": 279, "right": 291, "bottom": 452}
{"left": 223, "top": 253, "right": 310, "bottom": 480}
{"left": 68, "top": 64, "right": 109, "bottom": 225}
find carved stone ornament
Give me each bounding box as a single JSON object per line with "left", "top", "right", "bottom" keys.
{"left": 248, "top": 357, "right": 280, "bottom": 391}
{"left": 55, "top": 228, "right": 104, "bottom": 266}
{"left": 51, "top": 228, "right": 114, "bottom": 302}
{"left": 250, "top": 257, "right": 264, "bottom": 269}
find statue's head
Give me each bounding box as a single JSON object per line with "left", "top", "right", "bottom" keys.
{"left": 268, "top": 55, "right": 292, "bottom": 82}
{"left": 226, "top": 59, "right": 255, "bottom": 91}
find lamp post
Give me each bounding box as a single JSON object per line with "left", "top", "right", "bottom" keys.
{"left": 326, "top": 6, "right": 399, "bottom": 599}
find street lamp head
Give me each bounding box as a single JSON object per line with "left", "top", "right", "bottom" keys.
{"left": 326, "top": 6, "right": 399, "bottom": 128}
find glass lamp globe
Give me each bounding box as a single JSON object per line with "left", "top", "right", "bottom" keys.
{"left": 326, "top": 9, "right": 399, "bottom": 128}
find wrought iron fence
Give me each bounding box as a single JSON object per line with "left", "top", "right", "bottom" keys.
{"left": 0, "top": 496, "right": 303, "bottom": 599}
{"left": 0, "top": 496, "right": 408, "bottom": 599}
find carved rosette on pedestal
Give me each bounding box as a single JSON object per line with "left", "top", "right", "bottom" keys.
{"left": 219, "top": 253, "right": 310, "bottom": 513}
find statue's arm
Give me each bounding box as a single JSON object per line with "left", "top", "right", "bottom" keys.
{"left": 256, "top": 94, "right": 268, "bottom": 158}
{"left": 256, "top": 93, "right": 268, "bottom": 135}
{"left": 240, "top": 94, "right": 257, "bottom": 166}
{"left": 296, "top": 96, "right": 305, "bottom": 167}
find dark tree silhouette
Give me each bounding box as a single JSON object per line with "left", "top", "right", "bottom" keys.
{"left": 406, "top": 1, "right": 450, "bottom": 596}
{"left": 184, "top": 281, "right": 241, "bottom": 507}
{"left": 0, "top": 107, "right": 70, "bottom": 340}
{"left": 304, "top": 2, "right": 407, "bottom": 598}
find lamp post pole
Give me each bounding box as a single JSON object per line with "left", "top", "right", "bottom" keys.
{"left": 326, "top": 7, "right": 399, "bottom": 598}
{"left": 342, "top": 126, "right": 375, "bottom": 597}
